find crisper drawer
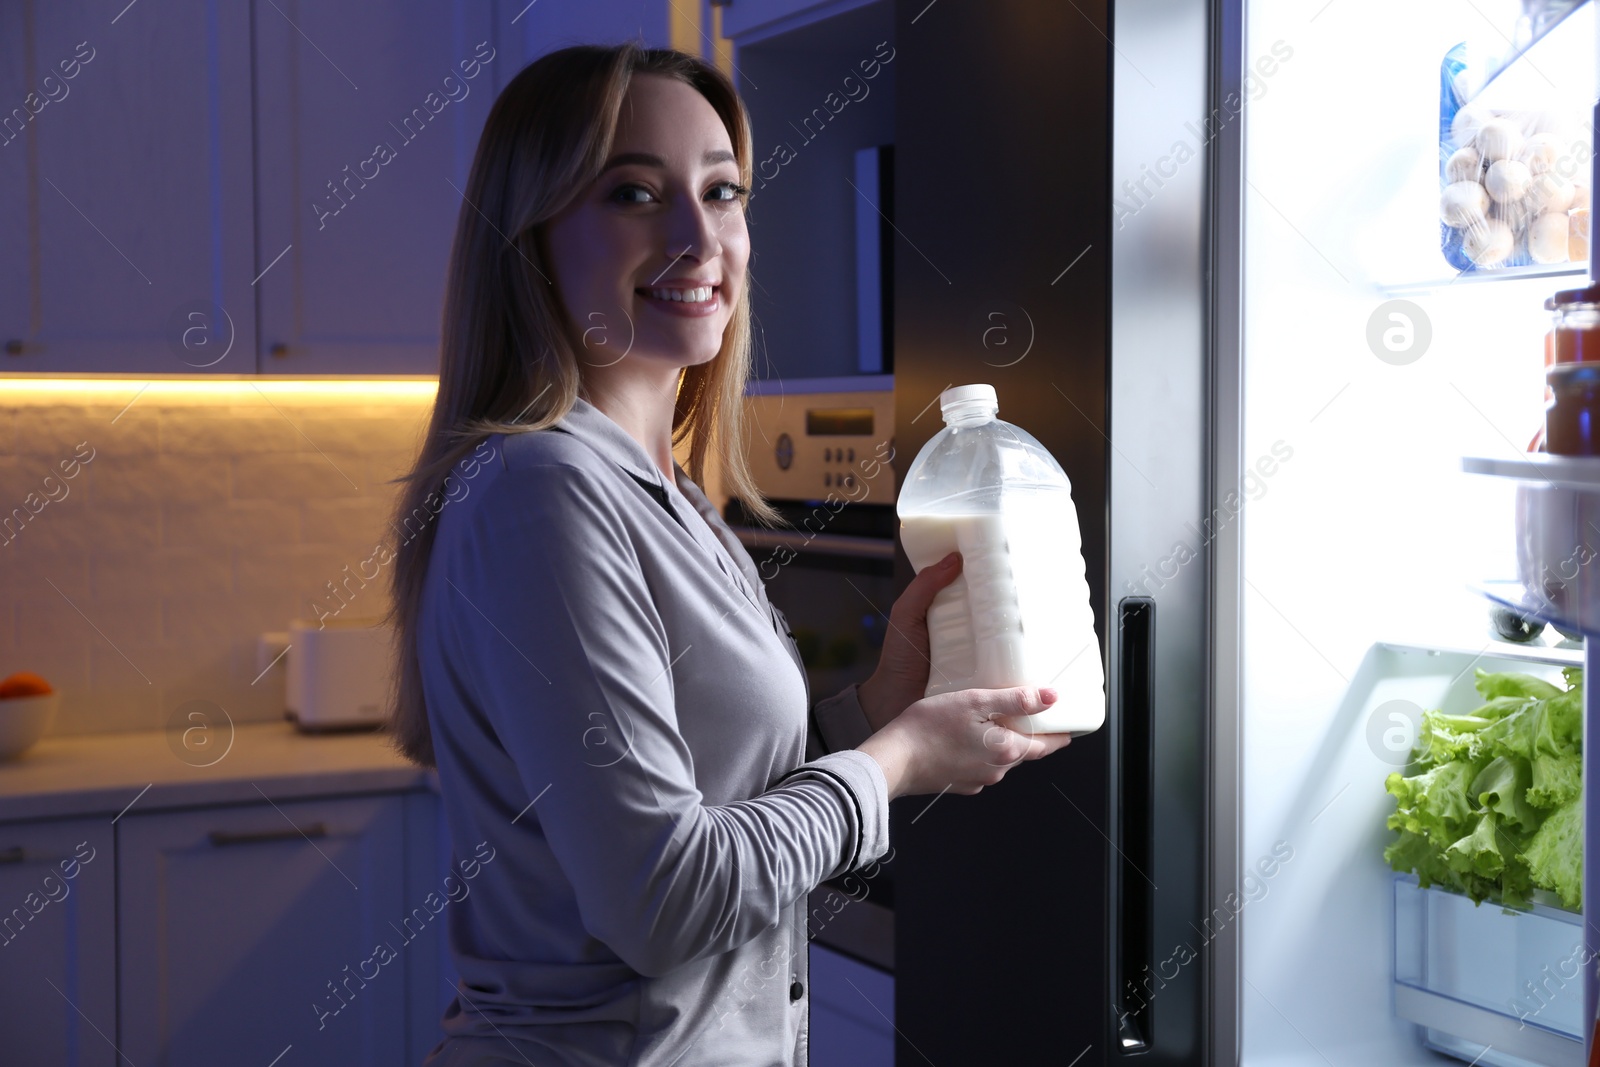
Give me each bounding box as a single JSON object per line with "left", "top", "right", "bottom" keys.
{"left": 1394, "top": 874, "right": 1584, "bottom": 1067}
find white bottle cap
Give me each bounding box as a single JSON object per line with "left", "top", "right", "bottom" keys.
{"left": 939, "top": 384, "right": 999, "bottom": 424}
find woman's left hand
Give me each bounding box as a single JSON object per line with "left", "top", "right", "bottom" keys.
{"left": 857, "top": 551, "right": 963, "bottom": 733}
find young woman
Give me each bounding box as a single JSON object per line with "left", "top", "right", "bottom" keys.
{"left": 385, "top": 42, "right": 1074, "bottom": 1067}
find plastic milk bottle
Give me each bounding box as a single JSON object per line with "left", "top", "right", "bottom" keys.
{"left": 896, "top": 384, "right": 1104, "bottom": 734}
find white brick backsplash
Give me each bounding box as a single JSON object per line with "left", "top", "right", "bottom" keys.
{"left": 234, "top": 544, "right": 349, "bottom": 601}
{"left": 296, "top": 416, "right": 425, "bottom": 456}
{"left": 92, "top": 547, "right": 232, "bottom": 600}
{"left": 10, "top": 408, "right": 113, "bottom": 458}
{"left": 163, "top": 595, "right": 287, "bottom": 646}
{"left": 0, "top": 396, "right": 431, "bottom": 737}
{"left": 47, "top": 501, "right": 163, "bottom": 552}
{"left": 0, "top": 456, "right": 88, "bottom": 510}
{"left": 301, "top": 497, "right": 391, "bottom": 545}
{"left": 233, "top": 452, "right": 369, "bottom": 500}
{"left": 97, "top": 414, "right": 161, "bottom": 457}
{"left": 82, "top": 643, "right": 164, "bottom": 694}
{"left": 0, "top": 548, "right": 91, "bottom": 598}
{"left": 89, "top": 453, "right": 231, "bottom": 505}
{"left": 160, "top": 414, "right": 304, "bottom": 455}
{"left": 163, "top": 500, "right": 299, "bottom": 549}
{"left": 58, "top": 674, "right": 160, "bottom": 735}
{"left": 366, "top": 450, "right": 420, "bottom": 491}
{"left": 19, "top": 594, "right": 163, "bottom": 655}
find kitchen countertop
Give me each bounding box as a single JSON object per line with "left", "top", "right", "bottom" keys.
{"left": 0, "top": 721, "right": 434, "bottom": 823}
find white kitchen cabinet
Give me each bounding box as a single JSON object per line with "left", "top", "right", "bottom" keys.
{"left": 251, "top": 1, "right": 496, "bottom": 375}
{"left": 809, "top": 943, "right": 894, "bottom": 1066}
{"left": 406, "top": 788, "right": 455, "bottom": 1061}
{"left": 0, "top": 818, "right": 116, "bottom": 1067}
{"left": 117, "top": 793, "right": 414, "bottom": 1066}
{"left": 0, "top": 0, "right": 258, "bottom": 375}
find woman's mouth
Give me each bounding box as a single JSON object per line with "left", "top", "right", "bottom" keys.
{"left": 636, "top": 284, "right": 721, "bottom": 318}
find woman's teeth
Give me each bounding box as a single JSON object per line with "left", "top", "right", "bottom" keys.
{"left": 641, "top": 286, "right": 714, "bottom": 303}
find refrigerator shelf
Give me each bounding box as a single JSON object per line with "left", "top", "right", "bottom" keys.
{"left": 1394, "top": 875, "right": 1584, "bottom": 1067}
{"left": 1475, "top": 579, "right": 1593, "bottom": 637}
{"left": 1464, "top": 454, "right": 1600, "bottom": 490}
{"left": 1465, "top": 455, "right": 1600, "bottom": 635}
{"left": 1380, "top": 262, "right": 1586, "bottom": 298}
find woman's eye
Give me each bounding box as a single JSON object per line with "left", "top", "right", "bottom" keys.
{"left": 609, "top": 180, "right": 747, "bottom": 206}
{"left": 610, "top": 184, "right": 656, "bottom": 205}
{"left": 707, "top": 181, "right": 749, "bottom": 203}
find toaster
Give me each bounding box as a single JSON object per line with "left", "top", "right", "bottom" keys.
{"left": 283, "top": 617, "right": 394, "bottom": 731}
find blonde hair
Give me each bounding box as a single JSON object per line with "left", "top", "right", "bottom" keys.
{"left": 384, "top": 42, "right": 779, "bottom": 768}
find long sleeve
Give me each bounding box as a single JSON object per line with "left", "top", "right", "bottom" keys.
{"left": 448, "top": 462, "right": 891, "bottom": 979}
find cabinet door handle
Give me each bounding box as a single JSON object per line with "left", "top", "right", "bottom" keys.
{"left": 0, "top": 846, "right": 25, "bottom": 865}
{"left": 208, "top": 821, "right": 327, "bottom": 847}
{"left": 5, "top": 339, "right": 27, "bottom": 356}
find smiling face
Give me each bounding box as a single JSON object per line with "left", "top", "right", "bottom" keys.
{"left": 541, "top": 72, "right": 750, "bottom": 382}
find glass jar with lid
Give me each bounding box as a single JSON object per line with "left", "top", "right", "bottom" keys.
{"left": 1546, "top": 361, "right": 1600, "bottom": 455}
{"left": 1530, "top": 285, "right": 1600, "bottom": 451}
{"left": 1547, "top": 284, "right": 1600, "bottom": 367}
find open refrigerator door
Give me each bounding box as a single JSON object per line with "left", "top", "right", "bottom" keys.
{"left": 1237, "top": 2, "right": 1598, "bottom": 1065}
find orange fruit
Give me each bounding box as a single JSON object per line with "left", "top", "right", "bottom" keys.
{"left": 0, "top": 672, "right": 54, "bottom": 699}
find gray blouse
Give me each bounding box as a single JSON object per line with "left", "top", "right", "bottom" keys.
{"left": 417, "top": 395, "right": 892, "bottom": 1067}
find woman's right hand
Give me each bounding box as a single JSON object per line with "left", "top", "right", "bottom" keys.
{"left": 856, "top": 686, "right": 1071, "bottom": 800}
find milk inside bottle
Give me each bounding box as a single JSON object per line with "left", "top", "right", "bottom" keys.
{"left": 897, "top": 384, "right": 1104, "bottom": 734}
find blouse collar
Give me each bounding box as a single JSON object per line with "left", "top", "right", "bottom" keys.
{"left": 555, "top": 395, "right": 673, "bottom": 489}
{"left": 553, "top": 395, "right": 771, "bottom": 615}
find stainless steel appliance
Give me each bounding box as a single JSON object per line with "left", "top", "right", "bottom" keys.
{"left": 729, "top": 374, "right": 898, "bottom": 973}
{"left": 722, "top": 1, "right": 1600, "bottom": 1064}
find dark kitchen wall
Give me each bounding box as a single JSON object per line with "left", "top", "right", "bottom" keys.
{"left": 736, "top": 1, "right": 897, "bottom": 381}
{"left": 890, "top": 1, "right": 1113, "bottom": 1063}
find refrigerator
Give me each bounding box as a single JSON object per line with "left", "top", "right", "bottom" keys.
{"left": 886, "top": 1, "right": 1598, "bottom": 1064}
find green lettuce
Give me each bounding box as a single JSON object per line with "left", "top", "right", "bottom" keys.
{"left": 1384, "top": 668, "right": 1582, "bottom": 910}
{"left": 1524, "top": 797, "right": 1583, "bottom": 910}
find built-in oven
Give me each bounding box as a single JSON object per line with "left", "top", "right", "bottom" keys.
{"left": 726, "top": 375, "right": 898, "bottom": 973}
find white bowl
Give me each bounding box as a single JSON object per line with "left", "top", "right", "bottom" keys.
{"left": 0, "top": 692, "right": 60, "bottom": 761}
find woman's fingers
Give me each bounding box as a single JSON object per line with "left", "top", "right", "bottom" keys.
{"left": 892, "top": 551, "right": 962, "bottom": 621}
{"left": 987, "top": 687, "right": 1071, "bottom": 762}
{"left": 882, "top": 684, "right": 1075, "bottom": 797}
{"left": 1026, "top": 732, "right": 1074, "bottom": 758}
{"left": 986, "top": 720, "right": 1069, "bottom": 761}
{"left": 982, "top": 685, "right": 1057, "bottom": 724}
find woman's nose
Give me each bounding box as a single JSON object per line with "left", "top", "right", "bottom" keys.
{"left": 663, "top": 194, "right": 724, "bottom": 265}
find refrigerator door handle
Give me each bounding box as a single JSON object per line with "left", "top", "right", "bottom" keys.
{"left": 1114, "top": 596, "right": 1155, "bottom": 1052}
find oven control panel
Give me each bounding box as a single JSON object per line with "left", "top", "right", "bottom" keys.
{"left": 742, "top": 377, "right": 896, "bottom": 504}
